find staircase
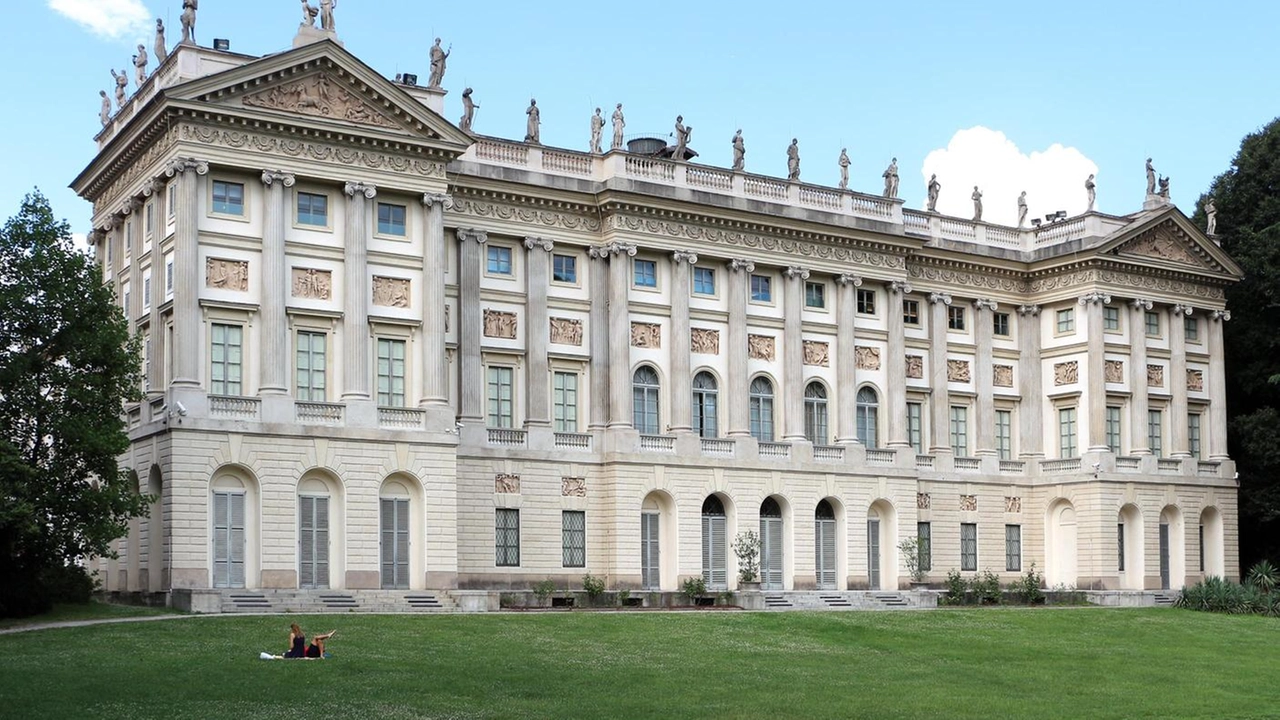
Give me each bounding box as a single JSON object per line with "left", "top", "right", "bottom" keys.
{"left": 871, "top": 592, "right": 910, "bottom": 608}
{"left": 216, "top": 589, "right": 457, "bottom": 613}
{"left": 1152, "top": 592, "right": 1177, "bottom": 607}
{"left": 222, "top": 592, "right": 273, "bottom": 612}
{"left": 819, "top": 594, "right": 853, "bottom": 608}
{"left": 763, "top": 594, "right": 794, "bottom": 609}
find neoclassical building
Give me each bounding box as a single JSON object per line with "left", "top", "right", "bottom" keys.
{"left": 75, "top": 34, "right": 1241, "bottom": 608}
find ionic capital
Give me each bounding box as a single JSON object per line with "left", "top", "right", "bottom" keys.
{"left": 1017, "top": 304, "right": 1040, "bottom": 316}
{"left": 86, "top": 229, "right": 106, "bottom": 246}
{"left": 928, "top": 292, "right": 952, "bottom": 306}
{"left": 727, "top": 257, "right": 755, "bottom": 273}
{"left": 523, "top": 236, "right": 555, "bottom": 252}
{"left": 888, "top": 280, "right": 912, "bottom": 295}
{"left": 260, "top": 170, "right": 296, "bottom": 187}
{"left": 1130, "top": 298, "right": 1154, "bottom": 311}
{"left": 1077, "top": 291, "right": 1111, "bottom": 306}
{"left": 344, "top": 181, "right": 378, "bottom": 199}
{"left": 1173, "top": 304, "right": 1195, "bottom": 317}
{"left": 671, "top": 249, "right": 699, "bottom": 265}
{"left": 784, "top": 265, "right": 810, "bottom": 281}
{"left": 1210, "top": 309, "right": 1231, "bottom": 322}
{"left": 456, "top": 228, "right": 488, "bottom": 244}
{"left": 974, "top": 298, "right": 999, "bottom": 312}
{"left": 421, "top": 192, "right": 453, "bottom": 209}
{"left": 141, "top": 178, "right": 165, "bottom": 197}
{"left": 603, "top": 241, "right": 637, "bottom": 257}
{"left": 163, "top": 157, "right": 208, "bottom": 178}
{"left": 837, "top": 273, "right": 863, "bottom": 287}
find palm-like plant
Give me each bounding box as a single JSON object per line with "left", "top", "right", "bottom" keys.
{"left": 1247, "top": 560, "right": 1278, "bottom": 594}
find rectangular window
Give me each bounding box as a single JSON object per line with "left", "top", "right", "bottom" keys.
{"left": 376, "top": 202, "right": 407, "bottom": 236}
{"left": 917, "top": 522, "right": 932, "bottom": 572}
{"left": 750, "top": 274, "right": 772, "bottom": 302}
{"left": 907, "top": 402, "right": 923, "bottom": 454}
{"left": 552, "top": 254, "right": 577, "bottom": 283}
{"left": 123, "top": 286, "right": 131, "bottom": 314}
{"left": 1118, "top": 523, "right": 1125, "bottom": 571}
{"left": 1188, "top": 413, "right": 1202, "bottom": 460}
{"left": 495, "top": 509, "right": 520, "bottom": 567}
{"left": 1058, "top": 407, "right": 1078, "bottom": 458}
{"left": 562, "top": 510, "right": 586, "bottom": 568}
{"left": 1104, "top": 306, "right": 1120, "bottom": 331}
{"left": 167, "top": 185, "right": 175, "bottom": 218}
{"left": 950, "top": 405, "right": 969, "bottom": 456}
{"left": 960, "top": 523, "right": 978, "bottom": 572}
{"left": 210, "top": 323, "right": 243, "bottom": 396}
{"left": 856, "top": 288, "right": 876, "bottom": 314}
{"left": 1005, "top": 525, "right": 1022, "bottom": 572}
{"left": 165, "top": 258, "right": 174, "bottom": 295}
{"left": 487, "top": 366, "right": 514, "bottom": 428}
{"left": 1106, "top": 406, "right": 1122, "bottom": 454}
{"left": 125, "top": 221, "right": 133, "bottom": 257}
{"left": 806, "top": 281, "right": 827, "bottom": 309}
{"left": 1056, "top": 308, "right": 1075, "bottom": 333}
{"left": 486, "top": 246, "right": 513, "bottom": 275}
{"left": 903, "top": 299, "right": 921, "bottom": 326}
{"left": 296, "top": 331, "right": 327, "bottom": 401}
{"left": 1199, "top": 525, "right": 1205, "bottom": 572}
{"left": 553, "top": 371, "right": 578, "bottom": 433}
{"left": 693, "top": 266, "right": 715, "bottom": 295}
{"left": 633, "top": 258, "right": 657, "bottom": 288}
{"left": 145, "top": 202, "right": 154, "bottom": 236}
{"left": 296, "top": 192, "right": 328, "bottom": 226}
{"left": 1148, "top": 409, "right": 1163, "bottom": 457}
{"left": 1185, "top": 316, "right": 1199, "bottom": 342}
{"left": 212, "top": 181, "right": 245, "bottom": 216}
{"left": 376, "top": 338, "right": 406, "bottom": 407}
{"left": 993, "top": 312, "right": 1010, "bottom": 337}
{"left": 995, "top": 409, "right": 1012, "bottom": 460}
{"left": 143, "top": 336, "right": 151, "bottom": 393}
{"left": 143, "top": 276, "right": 151, "bottom": 310}
{"left": 1145, "top": 311, "right": 1160, "bottom": 337}
{"left": 948, "top": 306, "right": 966, "bottom": 331}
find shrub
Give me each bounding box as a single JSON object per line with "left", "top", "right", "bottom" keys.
{"left": 973, "top": 570, "right": 1003, "bottom": 605}
{"left": 941, "top": 570, "right": 968, "bottom": 606}
{"left": 582, "top": 574, "right": 605, "bottom": 605}
{"left": 732, "top": 531, "right": 761, "bottom": 583}
{"left": 532, "top": 579, "right": 556, "bottom": 607}
{"left": 680, "top": 576, "right": 707, "bottom": 604}
{"left": 1247, "top": 560, "right": 1278, "bottom": 594}
{"left": 898, "top": 537, "right": 926, "bottom": 583}
{"left": 616, "top": 589, "right": 630, "bottom": 607}
{"left": 1012, "top": 563, "right": 1045, "bottom": 605}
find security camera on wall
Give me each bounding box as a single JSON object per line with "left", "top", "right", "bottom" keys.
{"left": 174, "top": 401, "right": 188, "bottom": 416}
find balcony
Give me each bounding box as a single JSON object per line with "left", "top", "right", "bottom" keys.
{"left": 296, "top": 401, "right": 344, "bottom": 425}
{"left": 866, "top": 449, "right": 896, "bottom": 466}
{"left": 554, "top": 432, "right": 593, "bottom": 451}
{"left": 700, "top": 438, "right": 735, "bottom": 457}
{"left": 487, "top": 427, "right": 527, "bottom": 447}
{"left": 1040, "top": 458, "right": 1081, "bottom": 473}
{"left": 209, "top": 395, "right": 260, "bottom": 420}
{"left": 759, "top": 442, "right": 791, "bottom": 460}
{"left": 953, "top": 457, "right": 981, "bottom": 472}
{"left": 999, "top": 460, "right": 1025, "bottom": 474}
{"left": 378, "top": 407, "right": 425, "bottom": 429}
{"left": 813, "top": 445, "right": 844, "bottom": 462}
{"left": 639, "top": 434, "right": 676, "bottom": 453}
{"left": 916, "top": 454, "right": 935, "bottom": 470}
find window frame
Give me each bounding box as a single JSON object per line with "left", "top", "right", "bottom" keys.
{"left": 295, "top": 329, "right": 328, "bottom": 402}
{"left": 1184, "top": 316, "right": 1200, "bottom": 343}
{"left": 855, "top": 386, "right": 879, "bottom": 448}
{"left": 1144, "top": 310, "right": 1161, "bottom": 338}
{"left": 1103, "top": 305, "right": 1121, "bottom": 332}
{"left": 692, "top": 266, "right": 716, "bottom": 297}
{"left": 1148, "top": 408, "right": 1164, "bottom": 457}
{"left": 906, "top": 401, "right": 924, "bottom": 454}
{"left": 551, "top": 253, "right": 579, "bottom": 285}
{"left": 1005, "top": 524, "right": 1022, "bottom": 572}
{"left": 749, "top": 273, "right": 773, "bottom": 304}
{"left": 632, "top": 365, "right": 661, "bottom": 435}
{"left": 856, "top": 287, "right": 876, "bottom": 315}
{"left": 552, "top": 370, "right": 579, "bottom": 433}
{"left": 993, "top": 312, "right": 1010, "bottom": 337}
{"left": 949, "top": 404, "right": 969, "bottom": 457}
{"left": 960, "top": 522, "right": 978, "bottom": 572}
{"left": 903, "top": 299, "right": 921, "bottom": 326}
{"left": 1105, "top": 405, "right": 1123, "bottom": 454}
{"left": 947, "top": 305, "right": 966, "bottom": 331}
{"left": 294, "top": 190, "right": 330, "bottom": 229}
{"left": 917, "top": 522, "right": 932, "bottom": 572}
{"left": 211, "top": 179, "right": 246, "bottom": 218}
{"left": 1188, "top": 412, "right": 1202, "bottom": 460}
{"left": 485, "top": 245, "right": 514, "bottom": 277}
{"left": 486, "top": 365, "right": 516, "bottom": 428}
{"left": 804, "top": 381, "right": 830, "bottom": 445}
{"left": 376, "top": 337, "right": 408, "bottom": 408}
{"left": 495, "top": 508, "right": 520, "bottom": 567}
{"left": 632, "top": 258, "right": 658, "bottom": 290}
{"left": 1058, "top": 406, "right": 1078, "bottom": 458}
{"left": 562, "top": 510, "right": 586, "bottom": 568}
{"left": 995, "top": 409, "right": 1012, "bottom": 460}
{"left": 209, "top": 322, "right": 244, "bottom": 396}
{"left": 805, "top": 281, "right": 827, "bottom": 310}
{"left": 692, "top": 371, "right": 719, "bottom": 439}
{"left": 375, "top": 201, "right": 408, "bottom": 238}
{"left": 749, "top": 376, "right": 776, "bottom": 442}
{"left": 1055, "top": 308, "right": 1075, "bottom": 334}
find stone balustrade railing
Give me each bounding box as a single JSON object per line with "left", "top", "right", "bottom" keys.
{"left": 378, "top": 407, "right": 425, "bottom": 429}
{"left": 297, "top": 401, "right": 344, "bottom": 425}
{"left": 701, "top": 438, "right": 736, "bottom": 456}
{"left": 758, "top": 442, "right": 792, "bottom": 460}
{"left": 487, "top": 427, "right": 527, "bottom": 447}
{"left": 554, "top": 432, "right": 592, "bottom": 451}
{"left": 953, "top": 457, "right": 981, "bottom": 471}
{"left": 813, "top": 445, "right": 845, "bottom": 462}
{"left": 866, "top": 449, "right": 897, "bottom": 466}
{"left": 209, "top": 395, "right": 260, "bottom": 419}
{"left": 639, "top": 434, "right": 676, "bottom": 453}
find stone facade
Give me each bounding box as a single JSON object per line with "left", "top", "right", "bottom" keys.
{"left": 76, "top": 39, "right": 1242, "bottom": 600}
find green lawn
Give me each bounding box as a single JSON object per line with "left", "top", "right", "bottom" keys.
{"left": 1, "top": 608, "right": 1276, "bottom": 719}
{"left": 0, "top": 601, "right": 178, "bottom": 631}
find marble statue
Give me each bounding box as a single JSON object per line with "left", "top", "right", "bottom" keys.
{"left": 133, "top": 45, "right": 148, "bottom": 88}
{"left": 525, "top": 98, "right": 540, "bottom": 144}
{"left": 1158, "top": 175, "right": 1170, "bottom": 198}
{"left": 1146, "top": 157, "right": 1156, "bottom": 195}
{"left": 786, "top": 138, "right": 800, "bottom": 181}
{"left": 1017, "top": 191, "right": 1028, "bottom": 227}
{"left": 99, "top": 90, "right": 112, "bottom": 125}
{"left": 926, "top": 174, "right": 940, "bottom": 212}
{"left": 180, "top": 0, "right": 198, "bottom": 45}
{"left": 300, "top": 0, "right": 317, "bottom": 25}
{"left": 611, "top": 103, "right": 625, "bottom": 150}
{"left": 672, "top": 116, "right": 690, "bottom": 160}
{"left": 428, "top": 38, "right": 450, "bottom": 88}
{"left": 838, "top": 148, "right": 850, "bottom": 189}
{"left": 110, "top": 69, "right": 128, "bottom": 108}
{"left": 1206, "top": 198, "right": 1217, "bottom": 235}
{"left": 319, "top": 0, "right": 336, "bottom": 32}
{"left": 589, "top": 108, "right": 604, "bottom": 153}
{"left": 972, "top": 186, "right": 983, "bottom": 221}
{"left": 883, "top": 158, "right": 899, "bottom": 198}
{"left": 731, "top": 129, "right": 745, "bottom": 171}
{"left": 154, "top": 19, "right": 167, "bottom": 64}
{"left": 1085, "top": 173, "right": 1096, "bottom": 211}
{"left": 459, "top": 88, "right": 478, "bottom": 133}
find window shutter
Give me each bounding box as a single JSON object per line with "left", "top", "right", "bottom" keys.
{"left": 815, "top": 518, "right": 836, "bottom": 589}
{"left": 710, "top": 516, "right": 727, "bottom": 588}
{"left": 212, "top": 491, "right": 230, "bottom": 588}
{"left": 380, "top": 498, "right": 395, "bottom": 588}
{"left": 867, "top": 519, "right": 881, "bottom": 590}
{"left": 395, "top": 498, "right": 410, "bottom": 589}
{"left": 299, "top": 496, "right": 315, "bottom": 588}
{"left": 761, "top": 516, "right": 783, "bottom": 589}
{"left": 228, "top": 492, "right": 246, "bottom": 588}
{"left": 641, "top": 513, "right": 659, "bottom": 590}
{"left": 315, "top": 497, "right": 330, "bottom": 588}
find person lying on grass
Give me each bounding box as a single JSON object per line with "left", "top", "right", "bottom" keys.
{"left": 272, "top": 624, "right": 336, "bottom": 659}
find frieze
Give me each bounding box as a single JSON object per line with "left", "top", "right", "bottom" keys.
{"left": 1094, "top": 269, "right": 1225, "bottom": 300}
{"left": 550, "top": 317, "right": 582, "bottom": 346}
{"left": 483, "top": 309, "right": 518, "bottom": 339}
{"left": 181, "top": 124, "right": 446, "bottom": 178}
{"left": 959, "top": 494, "right": 978, "bottom": 512}
{"left": 803, "top": 340, "right": 830, "bottom": 367}
{"left": 292, "top": 267, "right": 332, "bottom": 299}
{"left": 1147, "top": 364, "right": 1164, "bottom": 388}
{"left": 947, "top": 359, "right": 971, "bottom": 383}
{"left": 1029, "top": 270, "right": 1096, "bottom": 293}
{"left": 1005, "top": 496, "right": 1022, "bottom": 513}
{"left": 494, "top": 473, "right": 520, "bottom": 494}
{"left": 748, "top": 334, "right": 775, "bottom": 361}
{"left": 908, "top": 264, "right": 1025, "bottom": 292}
{"left": 206, "top": 258, "right": 248, "bottom": 291}
{"left": 691, "top": 328, "right": 720, "bottom": 355}
{"left": 630, "top": 322, "right": 661, "bottom": 349}
{"left": 993, "top": 364, "right": 1013, "bottom": 387}
{"left": 241, "top": 73, "right": 399, "bottom": 129}
{"left": 372, "top": 276, "right": 410, "bottom": 308}
{"left": 855, "top": 346, "right": 881, "bottom": 370}
{"left": 917, "top": 492, "right": 931, "bottom": 510}
{"left": 450, "top": 196, "right": 602, "bottom": 233}
{"left": 1105, "top": 360, "right": 1124, "bottom": 383}
{"left": 1054, "top": 361, "right": 1078, "bottom": 386}
{"left": 1187, "top": 369, "right": 1204, "bottom": 392}
{"left": 561, "top": 477, "right": 587, "bottom": 497}
{"left": 906, "top": 354, "right": 923, "bottom": 379}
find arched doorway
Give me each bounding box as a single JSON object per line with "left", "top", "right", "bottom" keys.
{"left": 759, "top": 497, "right": 784, "bottom": 590}
{"left": 1045, "top": 499, "right": 1078, "bottom": 588}
{"left": 701, "top": 494, "right": 729, "bottom": 589}
{"left": 298, "top": 470, "right": 345, "bottom": 590}
{"left": 814, "top": 499, "right": 837, "bottom": 590}
{"left": 1160, "top": 505, "right": 1185, "bottom": 590}
{"left": 641, "top": 490, "right": 676, "bottom": 591}
{"left": 867, "top": 499, "right": 897, "bottom": 590}
{"left": 380, "top": 475, "right": 424, "bottom": 590}
{"left": 210, "top": 466, "right": 259, "bottom": 589}
{"left": 146, "top": 465, "right": 163, "bottom": 592}
{"left": 1118, "top": 504, "right": 1144, "bottom": 590}
{"left": 1199, "top": 506, "right": 1224, "bottom": 579}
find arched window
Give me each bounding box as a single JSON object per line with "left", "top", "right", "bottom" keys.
{"left": 749, "top": 376, "right": 775, "bottom": 442}
{"left": 692, "top": 372, "right": 719, "bottom": 438}
{"left": 856, "top": 386, "right": 879, "bottom": 448}
{"left": 804, "top": 382, "right": 829, "bottom": 445}
{"left": 701, "top": 495, "right": 727, "bottom": 588}
{"left": 815, "top": 499, "right": 836, "bottom": 589}
{"left": 759, "top": 497, "right": 784, "bottom": 590}
{"left": 632, "top": 366, "right": 660, "bottom": 434}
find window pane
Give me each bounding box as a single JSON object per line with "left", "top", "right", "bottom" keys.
{"left": 562, "top": 510, "right": 586, "bottom": 568}
{"left": 486, "top": 246, "right": 512, "bottom": 275}
{"left": 210, "top": 323, "right": 243, "bottom": 396}
{"left": 377, "top": 202, "right": 407, "bottom": 236}
{"left": 212, "top": 181, "right": 245, "bottom": 216}
{"left": 917, "top": 522, "right": 932, "bottom": 571}
{"left": 693, "top": 267, "right": 715, "bottom": 295}
{"left": 950, "top": 406, "right": 968, "bottom": 456}
{"left": 633, "top": 259, "right": 657, "bottom": 288}
{"left": 907, "top": 403, "right": 923, "bottom": 454}
{"left": 806, "top": 282, "right": 826, "bottom": 309}
{"left": 496, "top": 509, "right": 520, "bottom": 567}
{"left": 995, "top": 410, "right": 1012, "bottom": 460}
{"left": 961, "top": 523, "right": 977, "bottom": 571}
{"left": 552, "top": 254, "right": 577, "bottom": 283}
{"left": 296, "top": 331, "right": 326, "bottom": 401}
{"left": 856, "top": 288, "right": 875, "bottom": 314}
{"left": 1006, "top": 525, "right": 1022, "bottom": 572}
{"left": 553, "top": 372, "right": 578, "bottom": 432}
{"left": 297, "top": 192, "right": 328, "bottom": 226}
{"left": 903, "top": 299, "right": 920, "bottom": 325}
{"left": 750, "top": 275, "right": 771, "bottom": 302}
{"left": 1059, "top": 407, "right": 1077, "bottom": 458}
{"left": 377, "top": 339, "right": 407, "bottom": 407}
{"left": 1106, "top": 406, "right": 1122, "bottom": 454}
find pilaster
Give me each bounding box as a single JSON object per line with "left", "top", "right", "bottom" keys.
{"left": 886, "top": 281, "right": 912, "bottom": 447}
{"left": 1080, "top": 292, "right": 1111, "bottom": 452}
{"left": 1169, "top": 304, "right": 1193, "bottom": 458}
{"left": 1017, "top": 304, "right": 1043, "bottom": 458}
{"left": 1129, "top": 298, "right": 1153, "bottom": 455}
{"left": 524, "top": 236, "right": 554, "bottom": 428}
{"left": 726, "top": 258, "right": 755, "bottom": 437}
{"left": 606, "top": 241, "right": 637, "bottom": 428}
{"left": 782, "top": 265, "right": 810, "bottom": 443}
{"left": 163, "top": 157, "right": 208, "bottom": 412}
{"left": 587, "top": 247, "right": 610, "bottom": 430}
{"left": 836, "top": 274, "right": 863, "bottom": 445}
{"left": 457, "top": 228, "right": 488, "bottom": 425}
{"left": 1208, "top": 309, "right": 1230, "bottom": 460}
{"left": 258, "top": 170, "right": 295, "bottom": 397}
{"left": 341, "top": 181, "right": 377, "bottom": 407}
{"left": 669, "top": 250, "right": 698, "bottom": 434}
{"left": 974, "top": 298, "right": 998, "bottom": 456}
{"left": 928, "top": 292, "right": 952, "bottom": 454}
{"left": 419, "top": 193, "right": 452, "bottom": 414}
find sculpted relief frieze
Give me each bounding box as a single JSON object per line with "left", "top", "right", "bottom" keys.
{"left": 691, "top": 328, "right": 720, "bottom": 355}
{"left": 1187, "top": 369, "right": 1204, "bottom": 392}
{"left": 181, "top": 124, "right": 446, "bottom": 178}
{"left": 908, "top": 264, "right": 1025, "bottom": 292}
{"left": 450, "top": 196, "right": 602, "bottom": 233}
{"left": 292, "top": 267, "right": 332, "bottom": 299}
{"left": 1054, "top": 361, "right": 1078, "bottom": 386}
{"left": 550, "top": 317, "right": 582, "bottom": 346}
{"left": 855, "top": 346, "right": 881, "bottom": 370}
{"left": 905, "top": 355, "right": 924, "bottom": 379}
{"left": 630, "top": 322, "right": 661, "bottom": 349}
{"left": 241, "top": 73, "right": 399, "bottom": 129}
{"left": 748, "top": 334, "right": 775, "bottom": 361}
{"left": 947, "top": 359, "right": 971, "bottom": 383}
{"left": 372, "top": 276, "right": 410, "bottom": 308}
{"left": 959, "top": 494, "right": 978, "bottom": 512}
{"left": 993, "top": 364, "right": 1013, "bottom": 388}
{"left": 561, "top": 477, "right": 587, "bottom": 497}
{"left": 494, "top": 474, "right": 520, "bottom": 494}
{"left": 1005, "top": 496, "right": 1022, "bottom": 513}
{"left": 206, "top": 258, "right": 248, "bottom": 291}
{"left": 483, "top": 309, "right": 517, "bottom": 339}
{"left": 1119, "top": 228, "right": 1202, "bottom": 266}
{"left": 1105, "top": 360, "right": 1125, "bottom": 383}
{"left": 1147, "top": 364, "right": 1164, "bottom": 388}
{"left": 803, "top": 341, "right": 830, "bottom": 367}
{"left": 917, "top": 493, "right": 931, "bottom": 510}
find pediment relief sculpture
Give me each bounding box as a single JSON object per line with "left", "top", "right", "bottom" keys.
{"left": 241, "top": 72, "right": 399, "bottom": 130}
{"left": 1117, "top": 227, "right": 1206, "bottom": 268}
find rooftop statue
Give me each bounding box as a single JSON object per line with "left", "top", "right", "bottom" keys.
{"left": 110, "top": 68, "right": 128, "bottom": 109}
{"left": 926, "top": 174, "right": 940, "bottom": 212}
{"left": 319, "top": 0, "right": 336, "bottom": 32}
{"left": 1017, "top": 191, "right": 1028, "bottom": 228}
{"left": 300, "top": 0, "right": 318, "bottom": 26}
{"left": 731, "top": 129, "right": 745, "bottom": 171}
{"left": 154, "top": 19, "right": 167, "bottom": 64}
{"left": 1158, "top": 175, "right": 1170, "bottom": 198}
{"left": 786, "top": 139, "right": 800, "bottom": 181}
{"left": 1146, "top": 157, "right": 1156, "bottom": 195}
{"left": 180, "top": 0, "right": 198, "bottom": 45}
{"left": 972, "top": 186, "right": 983, "bottom": 221}
{"left": 1205, "top": 198, "right": 1217, "bottom": 236}
{"left": 428, "top": 38, "right": 450, "bottom": 88}
{"left": 133, "top": 44, "right": 148, "bottom": 88}
{"left": 459, "top": 88, "right": 478, "bottom": 133}
{"left": 589, "top": 108, "right": 604, "bottom": 154}
{"left": 525, "top": 98, "right": 540, "bottom": 144}
{"left": 99, "top": 90, "right": 112, "bottom": 126}
{"left": 883, "top": 158, "right": 899, "bottom": 198}
{"left": 838, "top": 148, "right": 850, "bottom": 189}
{"left": 672, "top": 116, "right": 691, "bottom": 160}
{"left": 1085, "top": 173, "right": 1096, "bottom": 212}
{"left": 611, "top": 103, "right": 625, "bottom": 150}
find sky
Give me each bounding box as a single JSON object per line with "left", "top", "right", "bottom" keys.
{"left": 6, "top": 0, "right": 1280, "bottom": 233}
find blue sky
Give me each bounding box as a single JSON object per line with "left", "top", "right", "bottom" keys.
{"left": 6, "top": 0, "right": 1280, "bottom": 231}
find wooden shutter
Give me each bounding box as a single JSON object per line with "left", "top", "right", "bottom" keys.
{"left": 380, "top": 498, "right": 395, "bottom": 588}
{"left": 315, "top": 497, "right": 330, "bottom": 588}
{"left": 1159, "top": 523, "right": 1170, "bottom": 590}
{"left": 867, "top": 519, "right": 880, "bottom": 591}
{"left": 228, "top": 492, "right": 246, "bottom": 588}
{"left": 702, "top": 514, "right": 727, "bottom": 588}
{"left": 641, "top": 513, "right": 659, "bottom": 590}
{"left": 815, "top": 518, "right": 836, "bottom": 590}
{"left": 212, "top": 491, "right": 230, "bottom": 588}
{"left": 761, "top": 516, "right": 783, "bottom": 589}
{"left": 299, "top": 496, "right": 315, "bottom": 588}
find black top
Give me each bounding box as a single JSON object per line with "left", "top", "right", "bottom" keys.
{"left": 285, "top": 634, "right": 306, "bottom": 658}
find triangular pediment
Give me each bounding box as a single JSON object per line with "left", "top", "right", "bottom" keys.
{"left": 1099, "top": 210, "right": 1241, "bottom": 279}
{"left": 165, "top": 40, "right": 473, "bottom": 148}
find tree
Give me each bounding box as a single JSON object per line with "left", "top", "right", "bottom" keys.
{"left": 1195, "top": 118, "right": 1280, "bottom": 572}
{"left": 0, "top": 191, "right": 148, "bottom": 617}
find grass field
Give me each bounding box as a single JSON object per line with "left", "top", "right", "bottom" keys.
{"left": 1, "top": 608, "right": 1276, "bottom": 719}
{"left": 0, "top": 601, "right": 177, "bottom": 631}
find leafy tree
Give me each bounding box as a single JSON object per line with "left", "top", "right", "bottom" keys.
{"left": 0, "top": 191, "right": 148, "bottom": 617}
{"left": 1195, "top": 118, "right": 1280, "bottom": 572}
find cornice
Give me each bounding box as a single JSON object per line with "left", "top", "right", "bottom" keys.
{"left": 447, "top": 187, "right": 602, "bottom": 234}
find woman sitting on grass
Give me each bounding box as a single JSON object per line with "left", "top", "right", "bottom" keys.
{"left": 278, "top": 623, "right": 336, "bottom": 659}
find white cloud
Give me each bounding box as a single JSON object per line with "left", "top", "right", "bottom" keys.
{"left": 921, "top": 127, "right": 1099, "bottom": 227}
{"left": 48, "top": 0, "right": 151, "bottom": 41}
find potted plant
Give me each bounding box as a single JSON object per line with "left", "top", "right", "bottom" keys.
{"left": 733, "top": 530, "right": 762, "bottom": 590}
{"left": 898, "top": 537, "right": 928, "bottom": 586}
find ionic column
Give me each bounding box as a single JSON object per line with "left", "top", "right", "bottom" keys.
{"left": 1129, "top": 299, "right": 1154, "bottom": 455}
{"left": 456, "top": 228, "right": 488, "bottom": 423}
{"left": 835, "top": 274, "right": 863, "bottom": 444}
{"left": 928, "top": 292, "right": 953, "bottom": 454}
{"left": 587, "top": 247, "right": 610, "bottom": 430}
{"left": 607, "top": 242, "right": 637, "bottom": 428}
{"left": 141, "top": 181, "right": 166, "bottom": 396}
{"left": 1207, "top": 309, "right": 1231, "bottom": 460}
{"left": 886, "top": 281, "right": 912, "bottom": 447}
{"left": 974, "top": 298, "right": 998, "bottom": 456}
{"left": 524, "top": 236, "right": 554, "bottom": 428}
{"left": 419, "top": 193, "right": 452, "bottom": 407}
{"left": 669, "top": 250, "right": 698, "bottom": 434}
{"left": 1017, "top": 305, "right": 1043, "bottom": 458}
{"left": 341, "top": 181, "right": 377, "bottom": 401}
{"left": 1080, "top": 292, "right": 1111, "bottom": 452}
{"left": 1168, "top": 304, "right": 1196, "bottom": 457}
{"left": 259, "top": 170, "right": 295, "bottom": 395}
{"left": 726, "top": 258, "right": 755, "bottom": 436}
{"left": 782, "top": 265, "right": 810, "bottom": 443}
{"left": 162, "top": 157, "right": 208, "bottom": 389}
{"left": 125, "top": 199, "right": 143, "bottom": 327}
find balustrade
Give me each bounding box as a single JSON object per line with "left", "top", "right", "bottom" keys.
{"left": 209, "top": 395, "right": 260, "bottom": 419}
{"left": 554, "top": 432, "right": 592, "bottom": 451}
{"left": 296, "top": 401, "right": 344, "bottom": 425}
{"left": 700, "top": 438, "right": 735, "bottom": 456}
{"left": 487, "top": 427, "right": 528, "bottom": 446}
{"left": 639, "top": 434, "right": 676, "bottom": 453}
